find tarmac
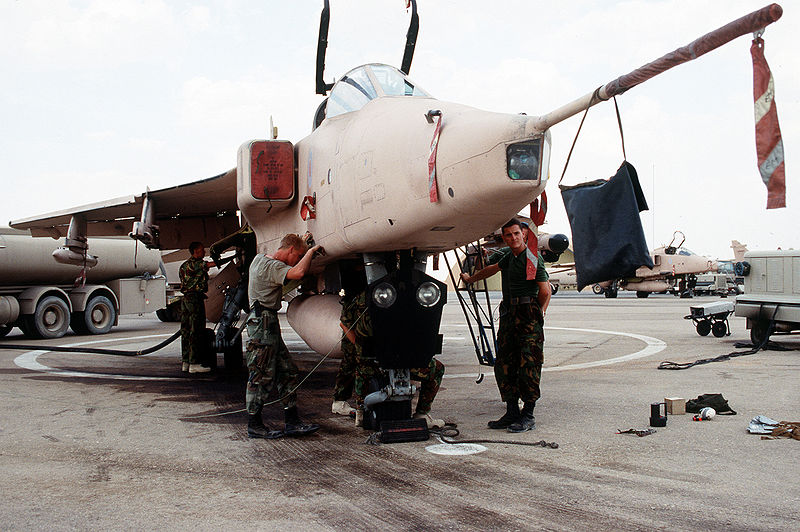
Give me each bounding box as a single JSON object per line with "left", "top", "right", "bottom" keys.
{"left": 0, "top": 291, "right": 798, "bottom": 531}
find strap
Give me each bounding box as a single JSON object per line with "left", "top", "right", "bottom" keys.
{"left": 559, "top": 88, "right": 627, "bottom": 186}
{"left": 613, "top": 96, "right": 626, "bottom": 161}
{"left": 559, "top": 88, "right": 599, "bottom": 186}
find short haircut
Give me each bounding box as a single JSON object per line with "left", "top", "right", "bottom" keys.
{"left": 279, "top": 233, "right": 306, "bottom": 252}
{"left": 501, "top": 218, "right": 524, "bottom": 234}
{"left": 188, "top": 241, "right": 204, "bottom": 254}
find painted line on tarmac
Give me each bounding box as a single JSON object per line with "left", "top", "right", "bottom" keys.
{"left": 13, "top": 333, "right": 181, "bottom": 381}
{"left": 443, "top": 326, "right": 666, "bottom": 378}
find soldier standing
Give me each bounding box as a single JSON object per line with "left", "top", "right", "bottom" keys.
{"left": 179, "top": 241, "right": 215, "bottom": 373}
{"left": 461, "top": 219, "right": 551, "bottom": 433}
{"left": 245, "top": 233, "right": 322, "bottom": 439}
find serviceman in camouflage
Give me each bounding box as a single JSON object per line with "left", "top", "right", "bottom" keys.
{"left": 331, "top": 266, "right": 366, "bottom": 416}
{"left": 245, "top": 233, "right": 323, "bottom": 439}
{"left": 179, "top": 241, "right": 215, "bottom": 374}
{"left": 342, "top": 287, "right": 446, "bottom": 428}
{"left": 461, "top": 218, "right": 551, "bottom": 433}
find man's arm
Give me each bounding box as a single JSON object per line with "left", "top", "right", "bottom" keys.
{"left": 461, "top": 263, "right": 501, "bottom": 285}
{"left": 286, "top": 244, "right": 322, "bottom": 280}
{"left": 537, "top": 280, "right": 551, "bottom": 315}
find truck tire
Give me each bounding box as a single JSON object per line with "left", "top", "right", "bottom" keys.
{"left": 592, "top": 284, "right": 604, "bottom": 295}
{"left": 750, "top": 319, "right": 771, "bottom": 346}
{"left": 550, "top": 283, "right": 559, "bottom": 295}
{"left": 72, "top": 295, "right": 116, "bottom": 335}
{"left": 29, "top": 295, "right": 71, "bottom": 339}
{"left": 636, "top": 291, "right": 650, "bottom": 298}
{"left": 604, "top": 287, "right": 618, "bottom": 298}
{"left": 0, "top": 324, "right": 12, "bottom": 337}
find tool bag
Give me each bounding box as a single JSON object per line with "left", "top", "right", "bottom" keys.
{"left": 686, "top": 393, "right": 737, "bottom": 415}
{"left": 559, "top": 90, "right": 653, "bottom": 291}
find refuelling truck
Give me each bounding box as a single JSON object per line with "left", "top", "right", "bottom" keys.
{"left": 0, "top": 227, "right": 165, "bottom": 339}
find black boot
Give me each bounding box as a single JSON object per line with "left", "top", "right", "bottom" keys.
{"left": 507, "top": 402, "right": 535, "bottom": 433}
{"left": 488, "top": 400, "right": 521, "bottom": 429}
{"left": 247, "top": 410, "right": 283, "bottom": 439}
{"left": 283, "top": 406, "right": 320, "bottom": 437}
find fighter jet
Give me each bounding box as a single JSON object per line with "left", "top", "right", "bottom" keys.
{"left": 593, "top": 231, "right": 717, "bottom": 298}
{"left": 9, "top": 2, "right": 783, "bottom": 426}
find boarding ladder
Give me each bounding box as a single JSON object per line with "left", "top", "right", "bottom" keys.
{"left": 443, "top": 242, "right": 497, "bottom": 368}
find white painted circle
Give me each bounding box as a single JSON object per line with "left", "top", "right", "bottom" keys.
{"left": 425, "top": 443, "right": 487, "bottom": 455}
{"left": 443, "top": 326, "right": 666, "bottom": 379}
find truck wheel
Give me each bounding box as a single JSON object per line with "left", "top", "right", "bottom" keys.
{"left": 696, "top": 320, "right": 711, "bottom": 336}
{"left": 30, "top": 296, "right": 70, "bottom": 339}
{"left": 750, "top": 319, "right": 771, "bottom": 346}
{"left": 74, "top": 295, "right": 116, "bottom": 335}
{"left": 711, "top": 321, "right": 727, "bottom": 338}
{"left": 636, "top": 291, "right": 649, "bottom": 298}
{"left": 550, "top": 283, "right": 559, "bottom": 295}
{"left": 592, "top": 284, "right": 604, "bottom": 295}
{"left": 604, "top": 288, "right": 618, "bottom": 298}
{"left": 0, "top": 324, "right": 12, "bottom": 337}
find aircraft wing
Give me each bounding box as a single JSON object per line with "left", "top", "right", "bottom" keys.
{"left": 10, "top": 169, "right": 240, "bottom": 249}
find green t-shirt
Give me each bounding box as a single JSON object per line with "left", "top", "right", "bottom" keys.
{"left": 489, "top": 247, "right": 548, "bottom": 298}
{"left": 248, "top": 254, "right": 291, "bottom": 310}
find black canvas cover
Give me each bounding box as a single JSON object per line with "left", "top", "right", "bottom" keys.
{"left": 560, "top": 161, "right": 653, "bottom": 291}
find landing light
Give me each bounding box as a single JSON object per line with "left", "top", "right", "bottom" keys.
{"left": 416, "top": 282, "right": 441, "bottom": 307}
{"left": 507, "top": 141, "right": 541, "bottom": 181}
{"left": 373, "top": 283, "right": 397, "bottom": 308}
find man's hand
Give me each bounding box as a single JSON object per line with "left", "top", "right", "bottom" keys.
{"left": 460, "top": 272, "right": 472, "bottom": 284}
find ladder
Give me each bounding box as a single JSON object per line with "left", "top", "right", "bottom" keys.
{"left": 443, "top": 242, "right": 497, "bottom": 367}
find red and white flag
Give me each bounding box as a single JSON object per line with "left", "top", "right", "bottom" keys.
{"left": 525, "top": 191, "right": 548, "bottom": 280}
{"left": 751, "top": 36, "right": 786, "bottom": 209}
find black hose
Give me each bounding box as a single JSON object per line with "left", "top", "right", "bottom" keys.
{"left": 0, "top": 330, "right": 181, "bottom": 357}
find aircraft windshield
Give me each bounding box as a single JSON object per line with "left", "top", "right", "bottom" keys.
{"left": 325, "top": 64, "right": 430, "bottom": 119}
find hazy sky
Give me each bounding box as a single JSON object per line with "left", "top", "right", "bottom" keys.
{"left": 1, "top": 0, "right": 796, "bottom": 260}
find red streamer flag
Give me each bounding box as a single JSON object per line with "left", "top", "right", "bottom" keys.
{"left": 751, "top": 36, "right": 786, "bottom": 209}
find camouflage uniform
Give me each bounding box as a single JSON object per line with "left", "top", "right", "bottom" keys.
{"left": 245, "top": 254, "right": 298, "bottom": 414}
{"left": 179, "top": 257, "right": 209, "bottom": 365}
{"left": 347, "top": 291, "right": 444, "bottom": 414}
{"left": 490, "top": 249, "right": 548, "bottom": 404}
{"left": 332, "top": 294, "right": 360, "bottom": 402}
{"left": 245, "top": 308, "right": 299, "bottom": 413}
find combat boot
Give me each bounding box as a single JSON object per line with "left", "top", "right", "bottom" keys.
{"left": 283, "top": 406, "right": 320, "bottom": 437}
{"left": 507, "top": 402, "right": 536, "bottom": 433}
{"left": 247, "top": 410, "right": 283, "bottom": 439}
{"left": 488, "top": 400, "right": 520, "bottom": 429}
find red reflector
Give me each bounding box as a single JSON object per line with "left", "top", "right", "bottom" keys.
{"left": 250, "top": 141, "right": 294, "bottom": 200}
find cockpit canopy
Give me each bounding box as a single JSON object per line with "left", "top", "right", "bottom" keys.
{"left": 314, "top": 64, "right": 431, "bottom": 128}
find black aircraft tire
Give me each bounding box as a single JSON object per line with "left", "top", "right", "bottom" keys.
{"left": 0, "top": 324, "right": 12, "bottom": 337}
{"left": 696, "top": 320, "right": 711, "bottom": 336}
{"left": 223, "top": 333, "right": 243, "bottom": 370}
{"left": 712, "top": 321, "right": 727, "bottom": 338}
{"left": 31, "top": 296, "right": 71, "bottom": 339}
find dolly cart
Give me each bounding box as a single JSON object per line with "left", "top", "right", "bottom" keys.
{"left": 685, "top": 300, "right": 735, "bottom": 337}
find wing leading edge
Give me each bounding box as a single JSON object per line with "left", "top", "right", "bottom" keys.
{"left": 10, "top": 169, "right": 240, "bottom": 249}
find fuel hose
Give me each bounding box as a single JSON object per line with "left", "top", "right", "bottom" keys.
{"left": 0, "top": 330, "right": 181, "bottom": 356}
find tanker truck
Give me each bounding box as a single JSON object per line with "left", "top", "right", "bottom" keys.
{"left": 0, "top": 227, "right": 166, "bottom": 339}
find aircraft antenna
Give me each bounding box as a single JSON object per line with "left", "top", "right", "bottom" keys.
{"left": 315, "top": 0, "right": 334, "bottom": 95}
{"left": 400, "top": 0, "right": 419, "bottom": 75}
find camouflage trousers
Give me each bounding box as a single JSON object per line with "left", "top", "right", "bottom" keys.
{"left": 332, "top": 339, "right": 358, "bottom": 402}
{"left": 353, "top": 356, "right": 444, "bottom": 415}
{"left": 180, "top": 292, "right": 206, "bottom": 364}
{"left": 245, "top": 310, "right": 299, "bottom": 414}
{"left": 495, "top": 302, "right": 545, "bottom": 404}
